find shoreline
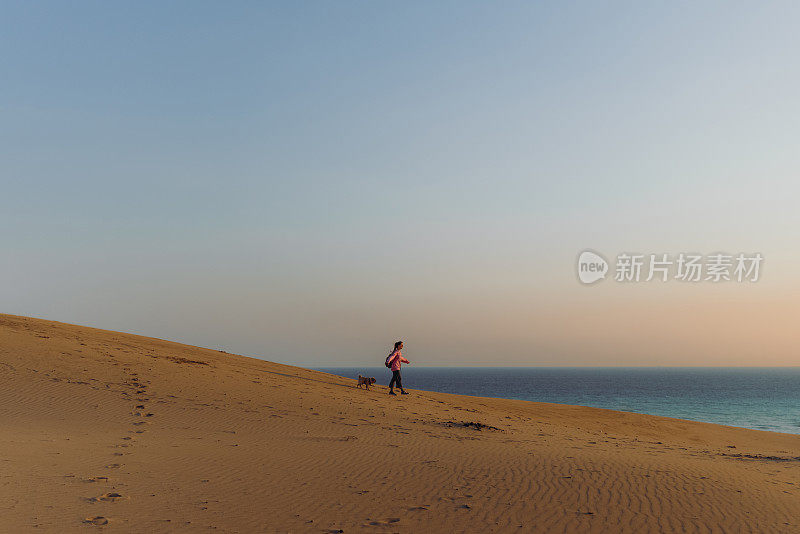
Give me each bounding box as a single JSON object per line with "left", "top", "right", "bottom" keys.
{"left": 318, "top": 365, "right": 800, "bottom": 437}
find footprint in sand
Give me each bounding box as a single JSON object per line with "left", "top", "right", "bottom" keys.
{"left": 104, "top": 464, "right": 122, "bottom": 469}
{"left": 367, "top": 518, "right": 401, "bottom": 526}
{"left": 83, "top": 516, "right": 109, "bottom": 526}
{"left": 89, "top": 492, "right": 124, "bottom": 503}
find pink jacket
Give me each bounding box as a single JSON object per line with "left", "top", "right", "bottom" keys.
{"left": 388, "top": 349, "right": 409, "bottom": 371}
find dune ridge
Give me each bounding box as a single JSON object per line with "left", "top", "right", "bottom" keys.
{"left": 0, "top": 313, "right": 798, "bottom": 533}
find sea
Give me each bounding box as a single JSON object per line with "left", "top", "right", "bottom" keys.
{"left": 315, "top": 367, "right": 800, "bottom": 435}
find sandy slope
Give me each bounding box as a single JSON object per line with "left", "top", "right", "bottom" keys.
{"left": 0, "top": 314, "right": 798, "bottom": 533}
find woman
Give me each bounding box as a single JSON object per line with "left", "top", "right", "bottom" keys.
{"left": 386, "top": 340, "right": 410, "bottom": 395}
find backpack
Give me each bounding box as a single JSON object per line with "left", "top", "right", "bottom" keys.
{"left": 385, "top": 352, "right": 395, "bottom": 368}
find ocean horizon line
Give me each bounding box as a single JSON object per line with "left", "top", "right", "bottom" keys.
{"left": 311, "top": 364, "right": 800, "bottom": 369}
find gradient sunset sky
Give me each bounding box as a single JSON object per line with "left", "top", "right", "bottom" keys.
{"left": 2, "top": 2, "right": 799, "bottom": 366}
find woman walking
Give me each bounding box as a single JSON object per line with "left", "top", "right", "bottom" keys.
{"left": 386, "top": 341, "right": 410, "bottom": 395}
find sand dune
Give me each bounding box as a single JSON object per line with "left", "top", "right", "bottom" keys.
{"left": 0, "top": 314, "right": 798, "bottom": 533}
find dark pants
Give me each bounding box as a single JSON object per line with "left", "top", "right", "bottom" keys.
{"left": 389, "top": 370, "right": 403, "bottom": 390}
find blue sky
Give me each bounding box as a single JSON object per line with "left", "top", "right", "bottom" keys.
{"left": 2, "top": 2, "right": 799, "bottom": 365}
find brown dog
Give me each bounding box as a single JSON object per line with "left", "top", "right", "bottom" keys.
{"left": 356, "top": 375, "right": 377, "bottom": 390}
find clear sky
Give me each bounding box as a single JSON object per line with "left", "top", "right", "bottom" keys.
{"left": 2, "top": 1, "right": 799, "bottom": 366}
